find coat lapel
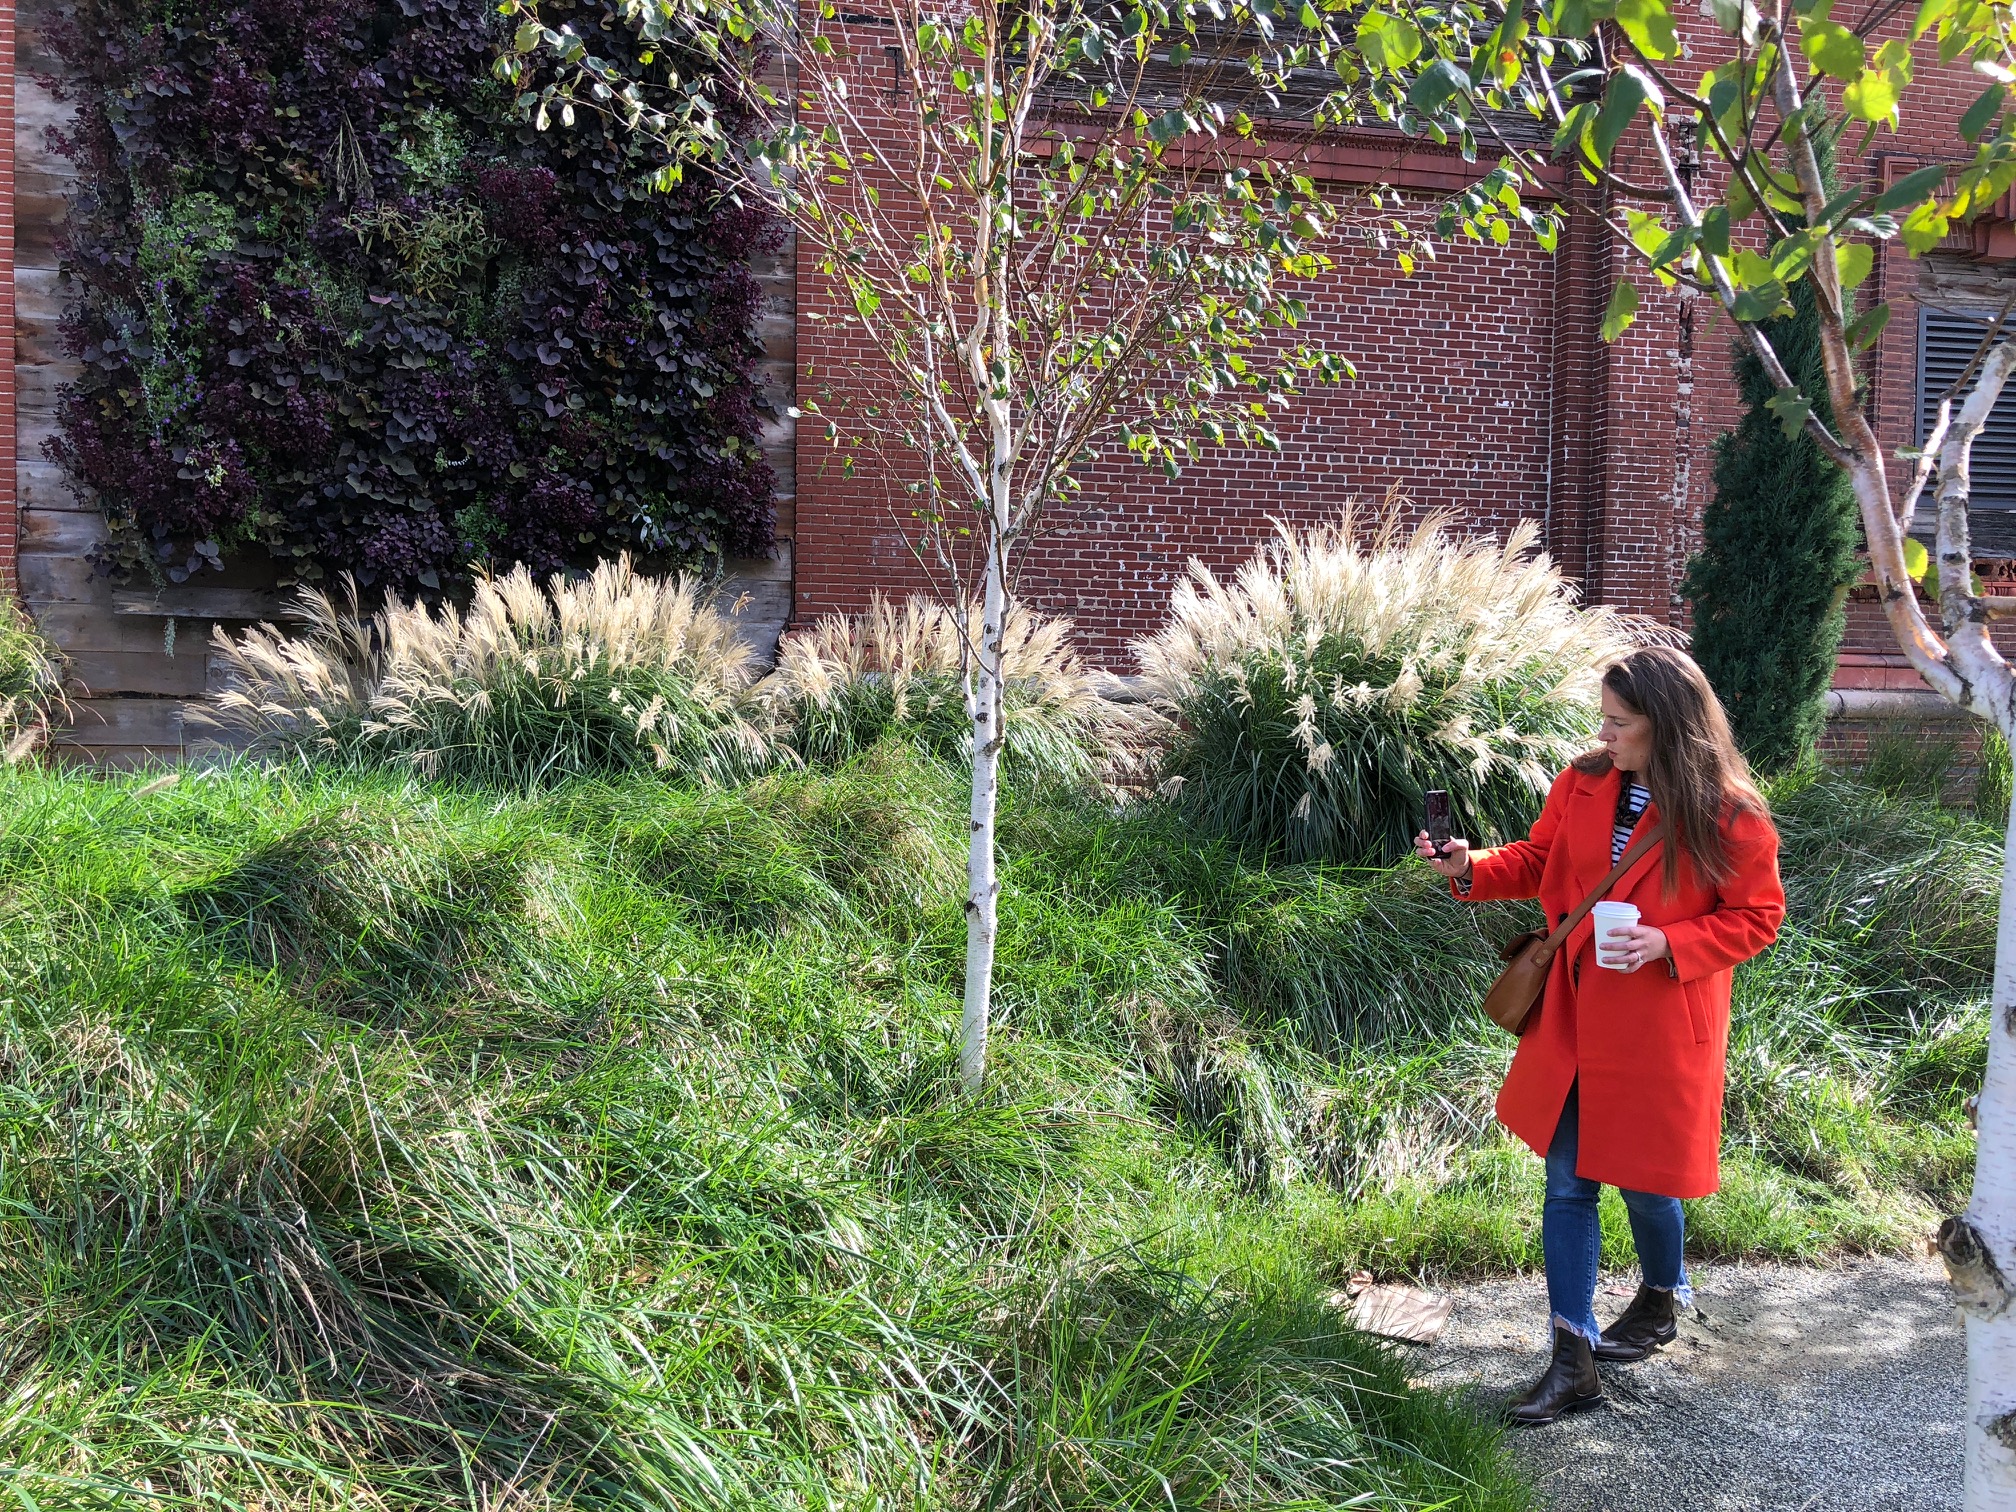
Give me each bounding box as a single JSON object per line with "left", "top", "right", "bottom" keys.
{"left": 1572, "top": 766, "right": 1623, "bottom": 898}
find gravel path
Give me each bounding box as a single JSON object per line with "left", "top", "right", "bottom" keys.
{"left": 1412, "top": 1256, "right": 1963, "bottom": 1511}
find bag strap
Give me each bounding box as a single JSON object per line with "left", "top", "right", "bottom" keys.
{"left": 1534, "top": 822, "right": 1668, "bottom": 960}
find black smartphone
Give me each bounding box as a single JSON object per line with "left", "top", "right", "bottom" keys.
{"left": 1425, "top": 790, "right": 1452, "bottom": 858}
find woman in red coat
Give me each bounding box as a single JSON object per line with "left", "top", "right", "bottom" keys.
{"left": 1415, "top": 645, "right": 1784, "bottom": 1425}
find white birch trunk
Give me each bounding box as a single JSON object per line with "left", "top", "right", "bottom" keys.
{"left": 1953, "top": 801, "right": 2016, "bottom": 1505}
{"left": 960, "top": 538, "right": 1006, "bottom": 1095}
{"left": 959, "top": 366, "right": 1013, "bottom": 1094}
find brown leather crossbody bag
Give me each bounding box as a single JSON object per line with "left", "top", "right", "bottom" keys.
{"left": 1479, "top": 824, "right": 1667, "bottom": 1036}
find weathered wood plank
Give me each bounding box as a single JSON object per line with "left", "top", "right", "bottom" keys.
{"left": 64, "top": 650, "right": 212, "bottom": 698}
{"left": 19, "top": 552, "right": 109, "bottom": 604}
{"left": 22, "top": 506, "right": 105, "bottom": 552}
{"left": 27, "top": 604, "right": 203, "bottom": 655}
{"left": 21, "top": 460, "right": 81, "bottom": 512}
{"left": 18, "top": 361, "right": 76, "bottom": 416}
{"left": 17, "top": 268, "right": 73, "bottom": 325}
{"left": 113, "top": 586, "right": 298, "bottom": 621}
{"left": 15, "top": 297, "right": 66, "bottom": 362}
{"left": 20, "top": 409, "right": 65, "bottom": 463}
{"left": 724, "top": 541, "right": 792, "bottom": 584}
{"left": 52, "top": 697, "right": 189, "bottom": 748}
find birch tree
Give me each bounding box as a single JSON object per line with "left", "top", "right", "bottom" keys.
{"left": 495, "top": 0, "right": 1450, "bottom": 1092}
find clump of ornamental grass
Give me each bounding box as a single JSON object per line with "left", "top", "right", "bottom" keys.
{"left": 0, "top": 598, "right": 66, "bottom": 762}
{"left": 209, "top": 556, "right": 769, "bottom": 787}
{"left": 763, "top": 593, "right": 1136, "bottom": 786}
{"left": 1134, "top": 505, "right": 1645, "bottom": 864}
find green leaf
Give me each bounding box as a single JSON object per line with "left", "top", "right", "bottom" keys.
{"left": 1550, "top": 101, "right": 1596, "bottom": 161}
{"left": 1625, "top": 207, "right": 1668, "bottom": 258}
{"left": 1847, "top": 302, "right": 1892, "bottom": 349}
{"left": 1901, "top": 199, "right": 1952, "bottom": 254}
{"left": 1731, "top": 280, "right": 1790, "bottom": 321}
{"left": 1589, "top": 70, "right": 1649, "bottom": 166}
{"left": 1799, "top": 16, "right": 1866, "bottom": 79}
{"left": 1728, "top": 169, "right": 1757, "bottom": 222}
{"left": 1770, "top": 230, "right": 1821, "bottom": 282}
{"left": 1700, "top": 206, "right": 1732, "bottom": 257}
{"left": 1904, "top": 535, "right": 1930, "bottom": 582}
{"left": 1356, "top": 10, "right": 1423, "bottom": 69}
{"left": 1765, "top": 386, "right": 1812, "bottom": 439}
{"left": 1707, "top": 75, "right": 1742, "bottom": 123}
{"left": 1911, "top": 0, "right": 1953, "bottom": 38}
{"left": 1706, "top": 0, "right": 1754, "bottom": 34}
{"left": 1601, "top": 278, "right": 1640, "bottom": 341}
{"left": 1550, "top": 0, "right": 1617, "bottom": 37}
{"left": 1407, "top": 58, "right": 1472, "bottom": 117}
{"left": 1876, "top": 162, "right": 1946, "bottom": 211}
{"left": 1844, "top": 66, "right": 1901, "bottom": 122}
{"left": 1835, "top": 240, "right": 1874, "bottom": 289}
{"left": 1473, "top": 10, "right": 1529, "bottom": 85}
{"left": 1615, "top": 0, "right": 1679, "bottom": 58}
{"left": 1962, "top": 84, "right": 2007, "bottom": 141}
{"left": 1732, "top": 247, "right": 1777, "bottom": 287}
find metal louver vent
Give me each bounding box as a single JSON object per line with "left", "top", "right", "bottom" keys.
{"left": 1919, "top": 307, "right": 2016, "bottom": 510}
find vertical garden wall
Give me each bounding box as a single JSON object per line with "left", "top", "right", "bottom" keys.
{"left": 19, "top": 0, "right": 792, "bottom": 760}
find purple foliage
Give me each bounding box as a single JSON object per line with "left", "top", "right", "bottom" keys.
{"left": 48, "top": 0, "right": 777, "bottom": 598}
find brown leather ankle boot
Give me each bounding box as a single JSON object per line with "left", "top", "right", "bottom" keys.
{"left": 1593, "top": 1283, "right": 1680, "bottom": 1362}
{"left": 1504, "top": 1324, "right": 1603, "bottom": 1426}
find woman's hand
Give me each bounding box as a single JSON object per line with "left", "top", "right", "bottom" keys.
{"left": 1601, "top": 922, "right": 1671, "bottom": 973}
{"left": 1414, "top": 830, "right": 1473, "bottom": 881}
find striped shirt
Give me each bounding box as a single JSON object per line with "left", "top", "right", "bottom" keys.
{"left": 1614, "top": 777, "right": 1651, "bottom": 862}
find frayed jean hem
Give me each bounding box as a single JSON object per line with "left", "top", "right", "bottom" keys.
{"left": 1551, "top": 1313, "right": 1601, "bottom": 1344}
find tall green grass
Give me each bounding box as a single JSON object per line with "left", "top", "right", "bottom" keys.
{"left": 0, "top": 745, "right": 1987, "bottom": 1508}
{"left": 0, "top": 757, "right": 1532, "bottom": 1512}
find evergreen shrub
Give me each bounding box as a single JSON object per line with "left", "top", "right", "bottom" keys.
{"left": 1683, "top": 236, "right": 1863, "bottom": 772}
{"left": 50, "top": 0, "right": 775, "bottom": 598}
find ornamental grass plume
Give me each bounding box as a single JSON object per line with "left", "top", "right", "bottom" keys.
{"left": 1134, "top": 503, "right": 1647, "bottom": 864}
{"left": 763, "top": 593, "right": 1135, "bottom": 786}
{"left": 210, "top": 556, "right": 768, "bottom": 787}
{"left": 0, "top": 600, "right": 67, "bottom": 764}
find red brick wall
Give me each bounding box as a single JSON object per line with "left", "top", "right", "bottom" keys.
{"left": 787, "top": 17, "right": 2008, "bottom": 673}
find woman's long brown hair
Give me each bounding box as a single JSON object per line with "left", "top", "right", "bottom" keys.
{"left": 1571, "top": 645, "right": 1769, "bottom": 893}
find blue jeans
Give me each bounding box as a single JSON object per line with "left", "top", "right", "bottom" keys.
{"left": 1543, "top": 1082, "right": 1690, "bottom": 1341}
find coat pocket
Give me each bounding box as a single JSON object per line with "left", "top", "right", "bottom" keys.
{"left": 1682, "top": 980, "right": 1712, "bottom": 1046}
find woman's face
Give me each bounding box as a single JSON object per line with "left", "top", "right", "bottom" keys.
{"left": 1597, "top": 685, "right": 1655, "bottom": 773}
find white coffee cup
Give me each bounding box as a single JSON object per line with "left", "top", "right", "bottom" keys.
{"left": 1590, "top": 900, "right": 1641, "bottom": 970}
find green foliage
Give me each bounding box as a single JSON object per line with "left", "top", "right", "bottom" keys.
{"left": 1135, "top": 509, "right": 1640, "bottom": 865}
{"left": 1684, "top": 122, "right": 1863, "bottom": 776}
{"left": 54, "top": 0, "right": 776, "bottom": 595}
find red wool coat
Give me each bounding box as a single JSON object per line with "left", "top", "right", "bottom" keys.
{"left": 1456, "top": 764, "right": 1786, "bottom": 1199}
